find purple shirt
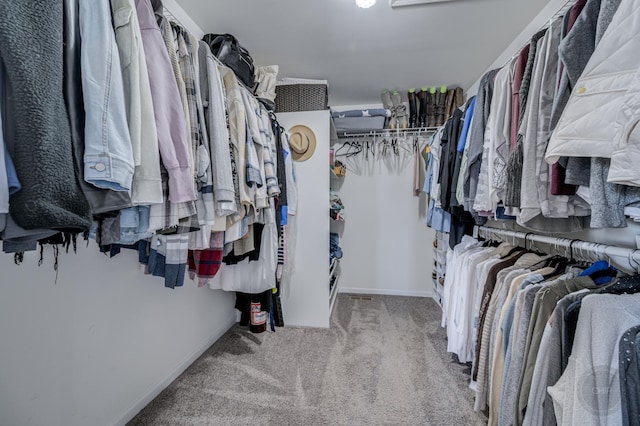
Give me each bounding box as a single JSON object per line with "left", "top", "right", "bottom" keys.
{"left": 135, "top": 0, "right": 195, "bottom": 203}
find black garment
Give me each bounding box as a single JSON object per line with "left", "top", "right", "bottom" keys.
{"left": 598, "top": 274, "right": 640, "bottom": 296}
{"left": 436, "top": 108, "right": 471, "bottom": 249}
{"left": 438, "top": 108, "right": 464, "bottom": 212}
{"left": 236, "top": 290, "right": 273, "bottom": 325}
{"left": 620, "top": 325, "right": 640, "bottom": 426}
{"left": 271, "top": 114, "right": 287, "bottom": 235}
{"left": 223, "top": 223, "right": 265, "bottom": 264}
{"left": 100, "top": 242, "right": 140, "bottom": 258}
{"left": 449, "top": 108, "right": 471, "bottom": 209}
{"left": 448, "top": 209, "right": 476, "bottom": 250}
{"left": 0, "top": 0, "right": 91, "bottom": 231}
{"left": 563, "top": 299, "right": 582, "bottom": 368}
{"left": 272, "top": 115, "right": 287, "bottom": 208}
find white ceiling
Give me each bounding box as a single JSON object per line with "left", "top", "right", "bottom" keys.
{"left": 176, "top": 0, "right": 549, "bottom": 106}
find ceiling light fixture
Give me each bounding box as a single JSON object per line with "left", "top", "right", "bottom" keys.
{"left": 356, "top": 0, "right": 376, "bottom": 8}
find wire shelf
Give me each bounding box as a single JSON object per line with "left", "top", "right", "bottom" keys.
{"left": 336, "top": 127, "right": 439, "bottom": 139}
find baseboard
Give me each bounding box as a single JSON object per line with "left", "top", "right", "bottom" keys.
{"left": 112, "top": 315, "right": 237, "bottom": 426}
{"left": 338, "top": 287, "right": 432, "bottom": 298}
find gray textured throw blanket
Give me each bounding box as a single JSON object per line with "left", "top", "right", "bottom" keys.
{"left": 0, "top": 0, "right": 91, "bottom": 231}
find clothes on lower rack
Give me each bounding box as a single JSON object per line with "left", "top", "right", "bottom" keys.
{"left": 442, "top": 234, "right": 640, "bottom": 426}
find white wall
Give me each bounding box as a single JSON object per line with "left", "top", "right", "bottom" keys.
{"left": 466, "top": 0, "right": 571, "bottom": 95}
{"left": 277, "top": 110, "right": 331, "bottom": 328}
{"left": 0, "top": 243, "right": 236, "bottom": 426}
{"left": 329, "top": 118, "right": 435, "bottom": 297}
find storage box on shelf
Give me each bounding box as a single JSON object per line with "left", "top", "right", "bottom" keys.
{"left": 331, "top": 107, "right": 388, "bottom": 134}
{"left": 275, "top": 78, "right": 328, "bottom": 113}
{"left": 332, "top": 115, "right": 386, "bottom": 132}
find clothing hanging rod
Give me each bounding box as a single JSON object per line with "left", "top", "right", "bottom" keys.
{"left": 337, "top": 127, "right": 438, "bottom": 139}
{"left": 163, "top": 8, "right": 179, "bottom": 23}
{"left": 500, "top": 0, "right": 575, "bottom": 69}
{"left": 477, "top": 226, "right": 640, "bottom": 274}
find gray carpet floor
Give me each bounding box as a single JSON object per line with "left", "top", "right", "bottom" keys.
{"left": 130, "top": 294, "right": 488, "bottom": 425}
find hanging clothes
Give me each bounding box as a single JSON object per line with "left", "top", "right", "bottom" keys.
{"left": 463, "top": 69, "right": 500, "bottom": 213}
{"left": 418, "top": 0, "right": 640, "bottom": 233}
{"left": 0, "top": 0, "right": 296, "bottom": 303}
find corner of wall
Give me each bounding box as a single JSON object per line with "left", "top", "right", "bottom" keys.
{"left": 113, "top": 316, "right": 237, "bottom": 426}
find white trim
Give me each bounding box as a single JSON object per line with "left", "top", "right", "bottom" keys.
{"left": 111, "top": 317, "right": 237, "bottom": 426}
{"left": 163, "top": 0, "right": 205, "bottom": 39}
{"left": 390, "top": 0, "right": 458, "bottom": 7}
{"left": 338, "top": 287, "right": 432, "bottom": 298}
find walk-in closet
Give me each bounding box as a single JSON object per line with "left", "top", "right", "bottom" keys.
{"left": 1, "top": 0, "right": 639, "bottom": 424}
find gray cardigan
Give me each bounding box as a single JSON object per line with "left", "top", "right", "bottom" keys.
{"left": 464, "top": 69, "right": 499, "bottom": 212}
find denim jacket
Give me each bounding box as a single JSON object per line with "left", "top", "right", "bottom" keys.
{"left": 79, "top": 0, "right": 135, "bottom": 192}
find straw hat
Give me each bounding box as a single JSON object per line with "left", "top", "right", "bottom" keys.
{"left": 289, "top": 125, "right": 316, "bottom": 162}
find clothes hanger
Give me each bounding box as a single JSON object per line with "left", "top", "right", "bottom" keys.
{"left": 602, "top": 244, "right": 613, "bottom": 268}
{"left": 522, "top": 234, "right": 563, "bottom": 270}
{"left": 398, "top": 136, "right": 413, "bottom": 154}
{"left": 347, "top": 140, "right": 362, "bottom": 158}
{"left": 335, "top": 141, "right": 352, "bottom": 157}
{"left": 380, "top": 138, "right": 387, "bottom": 156}
{"left": 574, "top": 242, "right": 591, "bottom": 270}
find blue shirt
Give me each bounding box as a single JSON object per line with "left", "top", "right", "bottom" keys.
{"left": 457, "top": 97, "right": 476, "bottom": 152}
